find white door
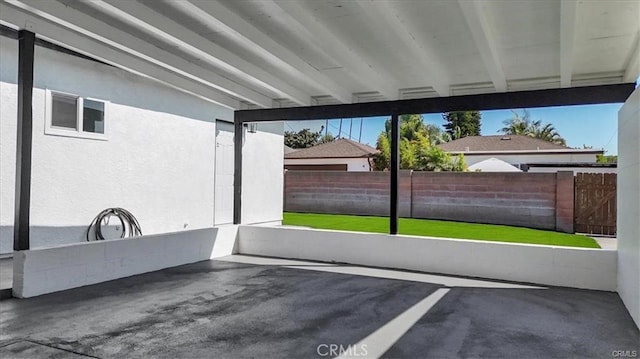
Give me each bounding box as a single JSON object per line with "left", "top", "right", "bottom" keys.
{"left": 214, "top": 121, "right": 235, "bottom": 225}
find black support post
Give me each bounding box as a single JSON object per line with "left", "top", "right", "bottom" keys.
{"left": 233, "top": 120, "right": 243, "bottom": 224}
{"left": 390, "top": 114, "right": 400, "bottom": 235}
{"left": 14, "top": 30, "right": 35, "bottom": 251}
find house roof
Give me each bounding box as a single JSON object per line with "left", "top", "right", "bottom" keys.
{"left": 284, "top": 145, "right": 297, "bottom": 154}
{"left": 285, "top": 138, "right": 378, "bottom": 159}
{"left": 438, "top": 135, "right": 602, "bottom": 153}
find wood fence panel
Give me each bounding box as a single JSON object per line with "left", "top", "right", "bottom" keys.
{"left": 574, "top": 173, "right": 617, "bottom": 235}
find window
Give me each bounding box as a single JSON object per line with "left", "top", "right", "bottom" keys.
{"left": 46, "top": 90, "right": 108, "bottom": 140}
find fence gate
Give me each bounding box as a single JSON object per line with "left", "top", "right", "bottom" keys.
{"left": 574, "top": 173, "right": 617, "bottom": 235}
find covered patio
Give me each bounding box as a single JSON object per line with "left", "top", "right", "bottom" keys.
{"left": 0, "top": 0, "right": 638, "bottom": 357}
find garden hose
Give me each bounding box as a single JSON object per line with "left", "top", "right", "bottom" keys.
{"left": 86, "top": 207, "right": 142, "bottom": 241}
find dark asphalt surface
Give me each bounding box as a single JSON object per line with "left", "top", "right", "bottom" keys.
{"left": 0, "top": 258, "right": 638, "bottom": 358}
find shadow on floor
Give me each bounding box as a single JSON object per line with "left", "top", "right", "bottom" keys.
{"left": 0, "top": 257, "right": 637, "bottom": 358}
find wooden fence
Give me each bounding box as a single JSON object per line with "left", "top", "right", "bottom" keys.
{"left": 574, "top": 173, "right": 617, "bottom": 235}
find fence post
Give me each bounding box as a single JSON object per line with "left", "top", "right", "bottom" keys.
{"left": 555, "top": 171, "right": 575, "bottom": 233}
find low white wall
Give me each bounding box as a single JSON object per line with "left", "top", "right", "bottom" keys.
{"left": 238, "top": 226, "right": 617, "bottom": 291}
{"left": 617, "top": 87, "right": 640, "bottom": 328}
{"left": 13, "top": 226, "right": 238, "bottom": 298}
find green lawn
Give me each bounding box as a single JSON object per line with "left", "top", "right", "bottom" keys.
{"left": 283, "top": 212, "right": 600, "bottom": 248}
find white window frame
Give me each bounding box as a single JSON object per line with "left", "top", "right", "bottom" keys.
{"left": 45, "top": 89, "right": 109, "bottom": 140}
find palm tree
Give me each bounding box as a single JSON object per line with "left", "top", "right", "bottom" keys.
{"left": 500, "top": 110, "right": 531, "bottom": 135}
{"left": 530, "top": 122, "right": 566, "bottom": 145}
{"left": 500, "top": 110, "right": 566, "bottom": 145}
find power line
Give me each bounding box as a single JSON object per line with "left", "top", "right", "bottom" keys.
{"left": 602, "top": 126, "right": 618, "bottom": 152}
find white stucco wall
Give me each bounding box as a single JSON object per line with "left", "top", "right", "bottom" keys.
{"left": 238, "top": 226, "right": 617, "bottom": 291}
{"left": 460, "top": 153, "right": 599, "bottom": 167}
{"left": 13, "top": 226, "right": 239, "bottom": 298}
{"left": 1, "top": 36, "right": 237, "bottom": 254}
{"left": 242, "top": 122, "right": 284, "bottom": 224}
{"left": 0, "top": 37, "right": 18, "bottom": 254}
{"left": 284, "top": 157, "right": 371, "bottom": 171}
{"left": 617, "top": 87, "right": 640, "bottom": 328}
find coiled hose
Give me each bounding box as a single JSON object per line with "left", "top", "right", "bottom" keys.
{"left": 86, "top": 208, "right": 142, "bottom": 241}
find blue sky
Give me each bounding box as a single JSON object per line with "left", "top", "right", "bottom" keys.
{"left": 287, "top": 78, "right": 639, "bottom": 155}
{"left": 286, "top": 102, "right": 625, "bottom": 155}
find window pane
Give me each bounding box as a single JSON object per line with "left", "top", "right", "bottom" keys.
{"left": 51, "top": 93, "right": 78, "bottom": 129}
{"left": 83, "top": 99, "right": 104, "bottom": 134}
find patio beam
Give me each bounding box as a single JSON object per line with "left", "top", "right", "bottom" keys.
{"left": 267, "top": 0, "right": 399, "bottom": 100}
{"left": 390, "top": 114, "right": 400, "bottom": 235}
{"left": 560, "top": 0, "right": 577, "bottom": 88}
{"left": 184, "top": 0, "right": 353, "bottom": 104}
{"left": 14, "top": 29, "right": 35, "bottom": 251}
{"left": 234, "top": 83, "right": 636, "bottom": 123}
{"left": 354, "top": 0, "right": 450, "bottom": 97}
{"left": 98, "top": 0, "right": 310, "bottom": 106}
{"left": 457, "top": 0, "right": 507, "bottom": 92}
{"left": 0, "top": 2, "right": 240, "bottom": 109}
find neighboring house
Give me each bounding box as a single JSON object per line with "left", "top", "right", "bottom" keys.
{"left": 284, "top": 138, "right": 378, "bottom": 171}
{"left": 438, "top": 135, "right": 604, "bottom": 171}
{"left": 0, "top": 35, "right": 283, "bottom": 255}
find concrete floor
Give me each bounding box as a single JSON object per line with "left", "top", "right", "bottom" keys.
{"left": 0, "top": 255, "right": 638, "bottom": 358}
{"left": 594, "top": 236, "right": 617, "bottom": 250}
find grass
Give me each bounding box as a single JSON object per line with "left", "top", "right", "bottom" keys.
{"left": 283, "top": 212, "right": 600, "bottom": 248}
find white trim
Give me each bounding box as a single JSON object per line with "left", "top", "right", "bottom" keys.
{"left": 44, "top": 89, "right": 109, "bottom": 141}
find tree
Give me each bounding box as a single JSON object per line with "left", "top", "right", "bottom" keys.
{"left": 319, "top": 133, "right": 335, "bottom": 144}
{"left": 597, "top": 154, "right": 617, "bottom": 163}
{"left": 529, "top": 121, "right": 566, "bottom": 146}
{"left": 372, "top": 132, "right": 390, "bottom": 171}
{"left": 499, "top": 110, "right": 566, "bottom": 145}
{"left": 372, "top": 114, "right": 465, "bottom": 171}
{"left": 499, "top": 110, "right": 531, "bottom": 135}
{"left": 284, "top": 127, "right": 334, "bottom": 148}
{"left": 443, "top": 111, "right": 481, "bottom": 139}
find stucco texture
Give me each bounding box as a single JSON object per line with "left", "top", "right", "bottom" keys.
{"left": 1, "top": 36, "right": 236, "bottom": 253}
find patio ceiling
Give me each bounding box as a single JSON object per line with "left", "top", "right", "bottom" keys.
{"left": 1, "top": 0, "right": 638, "bottom": 110}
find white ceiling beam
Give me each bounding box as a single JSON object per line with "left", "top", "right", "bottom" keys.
{"left": 560, "top": 0, "right": 577, "bottom": 88}
{"left": 354, "top": 0, "right": 450, "bottom": 97}
{"left": 624, "top": 31, "right": 640, "bottom": 83}
{"left": 0, "top": 2, "right": 240, "bottom": 109}
{"left": 263, "top": 0, "right": 399, "bottom": 101}
{"left": 98, "top": 0, "right": 310, "bottom": 106}
{"left": 9, "top": 0, "right": 272, "bottom": 107}
{"left": 180, "top": 0, "right": 353, "bottom": 104}
{"left": 457, "top": 0, "right": 507, "bottom": 92}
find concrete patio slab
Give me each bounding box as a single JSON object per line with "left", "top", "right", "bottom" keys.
{"left": 0, "top": 256, "right": 637, "bottom": 358}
